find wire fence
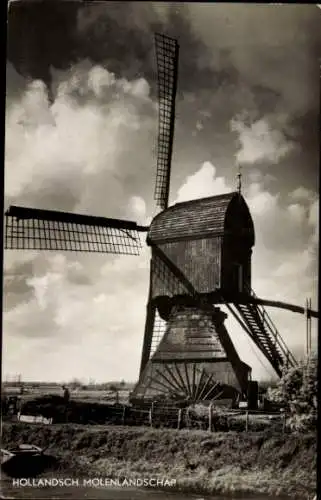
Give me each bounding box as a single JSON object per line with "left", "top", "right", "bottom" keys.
{"left": 10, "top": 402, "right": 300, "bottom": 434}
{"left": 3, "top": 394, "right": 316, "bottom": 433}
{"left": 134, "top": 404, "right": 290, "bottom": 433}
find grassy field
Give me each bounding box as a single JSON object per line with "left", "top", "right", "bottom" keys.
{"left": 3, "top": 386, "right": 131, "bottom": 405}
{"left": 2, "top": 422, "right": 316, "bottom": 499}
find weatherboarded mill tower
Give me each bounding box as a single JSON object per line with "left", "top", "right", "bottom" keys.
{"left": 131, "top": 192, "right": 255, "bottom": 403}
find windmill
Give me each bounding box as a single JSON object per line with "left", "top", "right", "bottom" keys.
{"left": 4, "top": 34, "right": 318, "bottom": 406}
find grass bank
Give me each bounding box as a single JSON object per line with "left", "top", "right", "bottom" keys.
{"left": 1, "top": 422, "right": 316, "bottom": 498}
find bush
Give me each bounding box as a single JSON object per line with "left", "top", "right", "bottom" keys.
{"left": 267, "top": 353, "right": 317, "bottom": 432}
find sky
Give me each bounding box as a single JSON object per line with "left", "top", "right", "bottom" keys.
{"left": 3, "top": 2, "right": 320, "bottom": 384}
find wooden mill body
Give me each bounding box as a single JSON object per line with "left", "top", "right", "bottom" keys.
{"left": 133, "top": 192, "right": 255, "bottom": 403}
{"left": 149, "top": 192, "right": 255, "bottom": 302}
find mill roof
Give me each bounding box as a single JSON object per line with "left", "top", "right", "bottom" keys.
{"left": 149, "top": 192, "right": 254, "bottom": 243}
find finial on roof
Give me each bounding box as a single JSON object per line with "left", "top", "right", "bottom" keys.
{"left": 236, "top": 163, "right": 242, "bottom": 195}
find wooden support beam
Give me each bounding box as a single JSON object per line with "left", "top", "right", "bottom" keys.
{"left": 208, "top": 292, "right": 319, "bottom": 319}
{"left": 139, "top": 262, "right": 156, "bottom": 375}
{"left": 254, "top": 298, "right": 318, "bottom": 319}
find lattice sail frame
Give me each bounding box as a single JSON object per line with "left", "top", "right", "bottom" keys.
{"left": 154, "top": 33, "right": 179, "bottom": 210}
{"left": 5, "top": 206, "right": 147, "bottom": 255}
{"left": 152, "top": 252, "right": 187, "bottom": 297}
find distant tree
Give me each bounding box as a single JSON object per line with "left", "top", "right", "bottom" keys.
{"left": 69, "top": 378, "right": 82, "bottom": 390}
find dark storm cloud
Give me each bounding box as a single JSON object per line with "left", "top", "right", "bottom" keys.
{"left": 185, "top": 5, "right": 320, "bottom": 103}
{"left": 72, "top": 2, "right": 221, "bottom": 96}
{"left": 7, "top": 1, "right": 156, "bottom": 98}
{"left": 181, "top": 5, "right": 320, "bottom": 162}
{"left": 6, "top": 1, "right": 320, "bottom": 217}
{"left": 7, "top": 1, "right": 239, "bottom": 100}
{"left": 7, "top": 3, "right": 319, "bottom": 143}
{"left": 7, "top": 0, "right": 80, "bottom": 89}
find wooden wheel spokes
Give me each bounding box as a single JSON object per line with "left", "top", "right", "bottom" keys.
{"left": 148, "top": 362, "right": 225, "bottom": 402}
{"left": 147, "top": 371, "right": 185, "bottom": 400}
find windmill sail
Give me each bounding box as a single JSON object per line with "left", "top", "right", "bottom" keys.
{"left": 154, "top": 33, "right": 179, "bottom": 211}
{"left": 5, "top": 205, "right": 148, "bottom": 255}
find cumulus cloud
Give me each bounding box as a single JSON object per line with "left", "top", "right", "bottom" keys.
{"left": 246, "top": 182, "right": 278, "bottom": 216}
{"left": 290, "top": 186, "right": 315, "bottom": 202}
{"left": 287, "top": 203, "right": 306, "bottom": 225}
{"left": 175, "top": 161, "right": 230, "bottom": 203}
{"left": 127, "top": 195, "right": 151, "bottom": 226}
{"left": 3, "top": 61, "right": 158, "bottom": 381}
{"left": 4, "top": 246, "right": 151, "bottom": 380}
{"left": 230, "top": 115, "right": 295, "bottom": 165}
{"left": 5, "top": 62, "right": 155, "bottom": 216}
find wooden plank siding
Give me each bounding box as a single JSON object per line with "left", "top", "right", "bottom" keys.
{"left": 151, "top": 237, "right": 222, "bottom": 298}
{"left": 153, "top": 306, "right": 226, "bottom": 361}
{"left": 149, "top": 192, "right": 255, "bottom": 299}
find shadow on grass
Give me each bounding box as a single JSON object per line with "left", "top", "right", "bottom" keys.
{"left": 1, "top": 454, "right": 59, "bottom": 478}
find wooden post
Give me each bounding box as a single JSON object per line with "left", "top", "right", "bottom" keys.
{"left": 305, "top": 298, "right": 309, "bottom": 358}
{"left": 245, "top": 411, "right": 249, "bottom": 432}
{"left": 305, "top": 297, "right": 313, "bottom": 360}
{"left": 149, "top": 404, "right": 153, "bottom": 427}
{"left": 186, "top": 407, "right": 190, "bottom": 429}
{"left": 177, "top": 408, "right": 182, "bottom": 430}
{"left": 122, "top": 405, "right": 126, "bottom": 426}
{"left": 308, "top": 298, "right": 312, "bottom": 356}
{"left": 282, "top": 411, "right": 286, "bottom": 434}
{"left": 208, "top": 403, "right": 213, "bottom": 432}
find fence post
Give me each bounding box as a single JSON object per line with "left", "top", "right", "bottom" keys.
{"left": 177, "top": 408, "right": 182, "bottom": 430}
{"left": 122, "top": 405, "right": 126, "bottom": 426}
{"left": 282, "top": 411, "right": 286, "bottom": 434}
{"left": 186, "top": 407, "right": 190, "bottom": 429}
{"left": 208, "top": 403, "right": 213, "bottom": 432}
{"left": 149, "top": 404, "right": 153, "bottom": 427}
{"left": 245, "top": 411, "right": 249, "bottom": 432}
